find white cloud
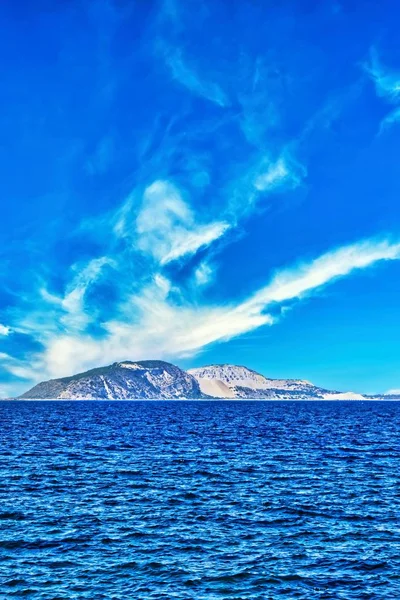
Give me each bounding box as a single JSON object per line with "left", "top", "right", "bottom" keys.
{"left": 380, "top": 107, "right": 400, "bottom": 132}
{"left": 365, "top": 50, "right": 400, "bottom": 103}
{"left": 38, "top": 286, "right": 273, "bottom": 380}
{"left": 0, "top": 352, "right": 38, "bottom": 381}
{"left": 60, "top": 257, "right": 115, "bottom": 329}
{"left": 0, "top": 324, "right": 10, "bottom": 336}
{"left": 223, "top": 149, "right": 306, "bottom": 227}
{"left": 136, "top": 180, "right": 229, "bottom": 264}
{"left": 365, "top": 49, "right": 400, "bottom": 133}
{"left": 164, "top": 47, "right": 229, "bottom": 107}
{"left": 162, "top": 222, "right": 229, "bottom": 265}
{"left": 194, "top": 262, "right": 214, "bottom": 286}
{"left": 7, "top": 236, "right": 400, "bottom": 387}
{"left": 254, "top": 155, "right": 304, "bottom": 193}
{"left": 11, "top": 257, "right": 115, "bottom": 345}
{"left": 153, "top": 273, "right": 172, "bottom": 295}
{"left": 242, "top": 239, "right": 400, "bottom": 311}
{"left": 254, "top": 157, "right": 290, "bottom": 191}
{"left": 386, "top": 389, "right": 400, "bottom": 395}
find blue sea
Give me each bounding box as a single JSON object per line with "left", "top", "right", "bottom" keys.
{"left": 1, "top": 400, "right": 399, "bottom": 599}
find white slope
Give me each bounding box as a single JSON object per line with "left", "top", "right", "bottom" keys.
{"left": 195, "top": 378, "right": 236, "bottom": 398}
{"left": 188, "top": 364, "right": 311, "bottom": 392}
{"left": 100, "top": 375, "right": 113, "bottom": 399}
{"left": 188, "top": 364, "right": 367, "bottom": 399}
{"left": 322, "top": 391, "right": 365, "bottom": 400}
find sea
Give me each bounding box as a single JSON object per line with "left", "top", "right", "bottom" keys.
{"left": 1, "top": 400, "right": 399, "bottom": 599}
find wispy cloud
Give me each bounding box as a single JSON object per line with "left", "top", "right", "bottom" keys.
{"left": 34, "top": 277, "right": 274, "bottom": 380}
{"left": 365, "top": 48, "right": 400, "bottom": 132}
{"left": 380, "top": 106, "right": 400, "bottom": 132}
{"left": 4, "top": 236, "right": 399, "bottom": 391}
{"left": 194, "top": 262, "right": 214, "bottom": 287}
{"left": 254, "top": 154, "right": 305, "bottom": 193}
{"left": 3, "top": 1, "right": 398, "bottom": 399}
{"left": 223, "top": 149, "right": 306, "bottom": 226}
{"left": 365, "top": 48, "right": 400, "bottom": 102}
{"left": 60, "top": 257, "right": 115, "bottom": 329}
{"left": 12, "top": 256, "right": 115, "bottom": 347}
{"left": 135, "top": 180, "right": 229, "bottom": 265}
{"left": 0, "top": 324, "right": 10, "bottom": 336}
{"left": 162, "top": 46, "right": 229, "bottom": 107}
{"left": 242, "top": 239, "right": 400, "bottom": 311}
{"left": 155, "top": 5, "right": 308, "bottom": 222}
{"left": 0, "top": 352, "right": 38, "bottom": 382}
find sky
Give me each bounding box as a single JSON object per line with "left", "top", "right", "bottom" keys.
{"left": 1, "top": 0, "right": 400, "bottom": 397}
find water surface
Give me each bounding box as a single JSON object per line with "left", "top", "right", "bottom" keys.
{"left": 1, "top": 400, "right": 399, "bottom": 598}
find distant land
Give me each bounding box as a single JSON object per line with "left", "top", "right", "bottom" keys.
{"left": 15, "top": 360, "right": 398, "bottom": 400}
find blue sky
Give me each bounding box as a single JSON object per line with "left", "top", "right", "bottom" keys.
{"left": 1, "top": 0, "right": 400, "bottom": 397}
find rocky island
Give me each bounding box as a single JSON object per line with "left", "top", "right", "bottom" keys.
{"left": 19, "top": 360, "right": 369, "bottom": 400}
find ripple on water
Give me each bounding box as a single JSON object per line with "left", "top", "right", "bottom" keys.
{"left": 1, "top": 400, "right": 400, "bottom": 599}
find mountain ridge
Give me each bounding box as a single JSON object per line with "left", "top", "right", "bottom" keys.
{"left": 187, "top": 364, "right": 365, "bottom": 400}
{"left": 16, "top": 359, "right": 389, "bottom": 400}
{"left": 19, "top": 360, "right": 204, "bottom": 400}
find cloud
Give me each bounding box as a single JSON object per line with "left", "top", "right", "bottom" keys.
{"left": 135, "top": 180, "right": 229, "bottom": 265}
{"left": 37, "top": 279, "right": 274, "bottom": 380}
{"left": 223, "top": 148, "right": 306, "bottom": 227}
{"left": 380, "top": 107, "right": 400, "bottom": 132}
{"left": 0, "top": 324, "right": 10, "bottom": 336}
{"left": 0, "top": 352, "right": 38, "bottom": 381}
{"left": 386, "top": 389, "right": 400, "bottom": 395}
{"left": 365, "top": 49, "right": 400, "bottom": 133}
{"left": 163, "top": 46, "right": 229, "bottom": 107}
{"left": 60, "top": 257, "right": 115, "bottom": 329}
{"left": 365, "top": 49, "right": 400, "bottom": 103}
{"left": 5, "top": 236, "right": 400, "bottom": 391}
{"left": 242, "top": 239, "right": 400, "bottom": 311}
{"left": 254, "top": 157, "right": 291, "bottom": 192}
{"left": 3, "top": 11, "right": 399, "bottom": 399}
{"left": 160, "top": 222, "right": 228, "bottom": 265}
{"left": 12, "top": 256, "right": 115, "bottom": 345}
{"left": 194, "top": 262, "right": 214, "bottom": 286}
{"left": 254, "top": 155, "right": 305, "bottom": 193}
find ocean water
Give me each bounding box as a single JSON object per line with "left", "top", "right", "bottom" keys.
{"left": 1, "top": 401, "right": 399, "bottom": 599}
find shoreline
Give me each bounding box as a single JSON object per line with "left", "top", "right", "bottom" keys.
{"left": 2, "top": 398, "right": 399, "bottom": 402}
